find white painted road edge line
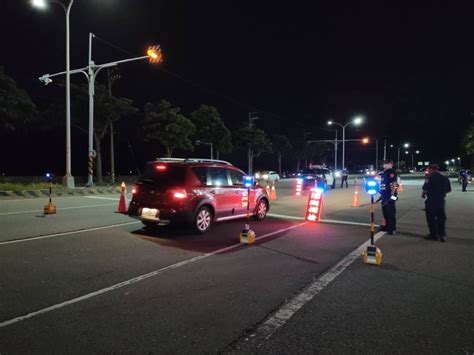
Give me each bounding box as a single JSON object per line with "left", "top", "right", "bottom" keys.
{"left": 0, "top": 203, "right": 117, "bottom": 216}
{"left": 0, "top": 222, "right": 307, "bottom": 328}
{"left": 320, "top": 218, "right": 380, "bottom": 228}
{"left": 267, "top": 213, "right": 306, "bottom": 221}
{"left": 0, "top": 221, "right": 141, "bottom": 246}
{"left": 84, "top": 196, "right": 120, "bottom": 201}
{"left": 249, "top": 231, "right": 386, "bottom": 343}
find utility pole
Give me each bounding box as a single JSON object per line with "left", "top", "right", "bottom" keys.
{"left": 107, "top": 68, "right": 120, "bottom": 184}
{"left": 375, "top": 138, "right": 379, "bottom": 170}
{"left": 248, "top": 112, "right": 259, "bottom": 174}
{"left": 383, "top": 139, "right": 387, "bottom": 160}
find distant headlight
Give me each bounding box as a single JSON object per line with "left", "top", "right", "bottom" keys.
{"left": 335, "top": 171, "right": 341, "bottom": 178}
{"left": 262, "top": 174, "right": 269, "bottom": 180}
{"left": 255, "top": 173, "right": 261, "bottom": 179}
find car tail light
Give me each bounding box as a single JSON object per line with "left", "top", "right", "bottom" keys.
{"left": 170, "top": 188, "right": 187, "bottom": 200}
{"left": 155, "top": 164, "right": 167, "bottom": 171}
{"left": 131, "top": 185, "right": 138, "bottom": 195}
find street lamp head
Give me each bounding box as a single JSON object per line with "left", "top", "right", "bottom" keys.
{"left": 451, "top": 159, "right": 455, "bottom": 162}
{"left": 457, "top": 157, "right": 460, "bottom": 160}
{"left": 31, "top": 0, "right": 47, "bottom": 9}
{"left": 390, "top": 144, "right": 394, "bottom": 148}
{"left": 403, "top": 143, "right": 410, "bottom": 148}
{"left": 445, "top": 160, "right": 450, "bottom": 165}
{"left": 415, "top": 150, "right": 420, "bottom": 154}
{"left": 195, "top": 140, "right": 201, "bottom": 145}
{"left": 38, "top": 75, "right": 52, "bottom": 86}
{"left": 405, "top": 151, "right": 409, "bottom": 155}
{"left": 353, "top": 116, "right": 363, "bottom": 125}
{"left": 147, "top": 45, "right": 163, "bottom": 63}
{"left": 327, "top": 120, "right": 333, "bottom": 126}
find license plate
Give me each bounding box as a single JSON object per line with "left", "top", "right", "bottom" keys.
{"left": 141, "top": 208, "right": 159, "bottom": 220}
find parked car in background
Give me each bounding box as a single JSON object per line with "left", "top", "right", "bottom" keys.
{"left": 128, "top": 158, "right": 270, "bottom": 234}
{"left": 254, "top": 170, "right": 280, "bottom": 182}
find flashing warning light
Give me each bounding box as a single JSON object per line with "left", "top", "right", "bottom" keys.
{"left": 147, "top": 45, "right": 163, "bottom": 63}
{"left": 155, "top": 165, "right": 167, "bottom": 171}
{"left": 305, "top": 188, "right": 324, "bottom": 222}
{"left": 295, "top": 178, "right": 303, "bottom": 196}
{"left": 243, "top": 176, "right": 254, "bottom": 188}
{"left": 364, "top": 178, "right": 379, "bottom": 195}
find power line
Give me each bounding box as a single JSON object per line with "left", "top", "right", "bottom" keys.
{"left": 92, "top": 33, "right": 317, "bottom": 129}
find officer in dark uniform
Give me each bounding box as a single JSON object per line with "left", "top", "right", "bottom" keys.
{"left": 459, "top": 169, "right": 468, "bottom": 192}
{"left": 340, "top": 169, "right": 349, "bottom": 188}
{"left": 379, "top": 159, "right": 397, "bottom": 235}
{"left": 422, "top": 163, "right": 451, "bottom": 242}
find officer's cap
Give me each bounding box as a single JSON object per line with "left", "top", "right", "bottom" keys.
{"left": 383, "top": 159, "right": 393, "bottom": 164}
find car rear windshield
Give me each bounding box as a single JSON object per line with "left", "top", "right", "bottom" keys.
{"left": 139, "top": 164, "right": 185, "bottom": 186}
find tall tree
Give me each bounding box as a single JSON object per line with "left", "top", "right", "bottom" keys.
{"left": 190, "top": 104, "right": 232, "bottom": 159}
{"left": 464, "top": 123, "right": 474, "bottom": 156}
{"left": 0, "top": 67, "right": 37, "bottom": 132}
{"left": 48, "top": 83, "right": 138, "bottom": 183}
{"left": 234, "top": 126, "right": 272, "bottom": 173}
{"left": 272, "top": 134, "right": 292, "bottom": 174}
{"left": 143, "top": 99, "right": 195, "bottom": 157}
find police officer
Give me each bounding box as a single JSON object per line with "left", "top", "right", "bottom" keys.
{"left": 379, "top": 159, "right": 397, "bottom": 235}
{"left": 422, "top": 163, "right": 451, "bottom": 242}
{"left": 340, "top": 169, "right": 349, "bottom": 188}
{"left": 459, "top": 168, "right": 468, "bottom": 192}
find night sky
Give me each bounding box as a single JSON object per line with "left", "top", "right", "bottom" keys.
{"left": 1, "top": 1, "right": 473, "bottom": 176}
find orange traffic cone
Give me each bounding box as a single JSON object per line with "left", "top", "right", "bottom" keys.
{"left": 352, "top": 188, "right": 359, "bottom": 207}
{"left": 116, "top": 181, "right": 128, "bottom": 213}
{"left": 270, "top": 181, "right": 277, "bottom": 200}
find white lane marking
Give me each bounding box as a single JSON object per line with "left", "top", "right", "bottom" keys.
{"left": 268, "top": 213, "right": 305, "bottom": 221}
{"left": 0, "top": 222, "right": 307, "bottom": 328}
{"left": 0, "top": 203, "right": 116, "bottom": 217}
{"left": 248, "top": 231, "right": 386, "bottom": 342}
{"left": 84, "top": 196, "right": 120, "bottom": 201}
{"left": 0, "top": 222, "right": 141, "bottom": 246}
{"left": 320, "top": 218, "right": 379, "bottom": 227}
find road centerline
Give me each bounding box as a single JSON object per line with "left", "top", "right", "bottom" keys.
{"left": 244, "top": 231, "right": 386, "bottom": 344}
{"left": 0, "top": 221, "right": 141, "bottom": 246}
{"left": 0, "top": 203, "right": 117, "bottom": 216}
{"left": 0, "top": 222, "right": 307, "bottom": 328}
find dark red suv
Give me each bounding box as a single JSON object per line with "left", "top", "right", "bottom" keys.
{"left": 128, "top": 158, "right": 270, "bottom": 233}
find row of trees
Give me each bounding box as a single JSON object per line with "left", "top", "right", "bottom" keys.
{"left": 3, "top": 66, "right": 474, "bottom": 180}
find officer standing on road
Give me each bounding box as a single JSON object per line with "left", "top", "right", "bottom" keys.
{"left": 459, "top": 168, "right": 468, "bottom": 192}
{"left": 422, "top": 163, "right": 452, "bottom": 242}
{"left": 379, "top": 159, "right": 397, "bottom": 235}
{"left": 340, "top": 169, "right": 349, "bottom": 188}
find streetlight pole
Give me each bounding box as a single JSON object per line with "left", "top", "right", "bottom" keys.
{"left": 327, "top": 116, "right": 363, "bottom": 171}
{"left": 32, "top": 0, "right": 75, "bottom": 188}
{"left": 195, "top": 140, "right": 213, "bottom": 159}
{"left": 375, "top": 138, "right": 379, "bottom": 170}
{"left": 383, "top": 139, "right": 387, "bottom": 160}
{"left": 39, "top": 37, "right": 162, "bottom": 186}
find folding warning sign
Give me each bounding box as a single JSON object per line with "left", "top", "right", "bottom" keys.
{"left": 305, "top": 188, "right": 324, "bottom": 222}
{"left": 295, "top": 178, "right": 303, "bottom": 196}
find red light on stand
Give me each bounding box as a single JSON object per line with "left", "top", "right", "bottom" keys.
{"left": 305, "top": 188, "right": 323, "bottom": 222}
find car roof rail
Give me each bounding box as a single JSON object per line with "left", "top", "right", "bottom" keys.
{"left": 154, "top": 157, "right": 233, "bottom": 166}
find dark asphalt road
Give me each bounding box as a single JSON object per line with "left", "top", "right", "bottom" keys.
{"left": 1, "top": 179, "right": 472, "bottom": 353}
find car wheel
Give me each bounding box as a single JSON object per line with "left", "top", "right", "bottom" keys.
{"left": 254, "top": 199, "right": 268, "bottom": 221}
{"left": 194, "top": 206, "right": 213, "bottom": 234}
